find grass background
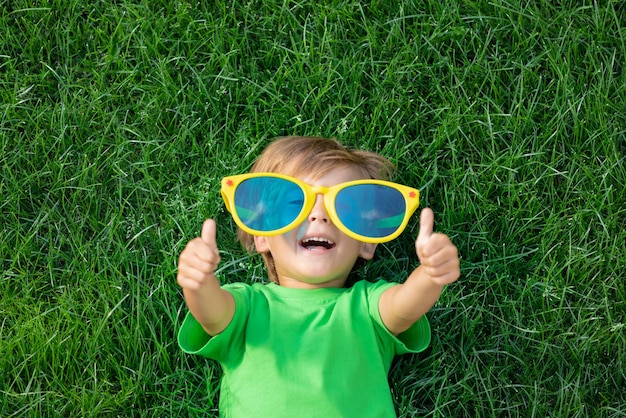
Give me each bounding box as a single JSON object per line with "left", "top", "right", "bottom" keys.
{"left": 1, "top": 0, "right": 625, "bottom": 416}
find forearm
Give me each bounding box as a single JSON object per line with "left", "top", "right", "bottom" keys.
{"left": 183, "top": 277, "right": 235, "bottom": 336}
{"left": 380, "top": 209, "right": 460, "bottom": 335}
{"left": 177, "top": 219, "right": 235, "bottom": 336}
{"left": 380, "top": 266, "right": 446, "bottom": 335}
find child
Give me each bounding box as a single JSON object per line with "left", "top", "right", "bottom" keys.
{"left": 177, "top": 136, "right": 460, "bottom": 417}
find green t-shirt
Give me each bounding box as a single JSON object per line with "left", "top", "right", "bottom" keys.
{"left": 178, "top": 280, "right": 431, "bottom": 417}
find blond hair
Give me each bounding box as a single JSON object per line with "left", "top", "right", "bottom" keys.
{"left": 237, "top": 136, "right": 395, "bottom": 284}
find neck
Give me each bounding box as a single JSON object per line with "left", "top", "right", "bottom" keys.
{"left": 277, "top": 275, "right": 347, "bottom": 289}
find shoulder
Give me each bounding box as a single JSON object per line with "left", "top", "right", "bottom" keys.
{"left": 349, "top": 279, "right": 398, "bottom": 299}
{"left": 338, "top": 280, "right": 399, "bottom": 320}
{"left": 221, "top": 282, "right": 289, "bottom": 313}
{"left": 221, "top": 281, "right": 270, "bottom": 299}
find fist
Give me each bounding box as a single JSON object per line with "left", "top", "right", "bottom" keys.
{"left": 415, "top": 208, "right": 460, "bottom": 285}
{"left": 177, "top": 219, "right": 221, "bottom": 290}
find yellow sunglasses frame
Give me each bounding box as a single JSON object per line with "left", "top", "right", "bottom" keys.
{"left": 221, "top": 173, "right": 420, "bottom": 243}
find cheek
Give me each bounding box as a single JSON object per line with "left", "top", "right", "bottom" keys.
{"left": 294, "top": 224, "right": 307, "bottom": 243}
{"left": 341, "top": 237, "right": 362, "bottom": 255}
{"left": 265, "top": 227, "right": 302, "bottom": 251}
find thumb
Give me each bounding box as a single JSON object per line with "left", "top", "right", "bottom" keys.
{"left": 417, "top": 208, "right": 434, "bottom": 245}
{"left": 201, "top": 219, "right": 217, "bottom": 245}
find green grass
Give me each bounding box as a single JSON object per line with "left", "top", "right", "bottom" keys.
{"left": 1, "top": 0, "right": 624, "bottom": 416}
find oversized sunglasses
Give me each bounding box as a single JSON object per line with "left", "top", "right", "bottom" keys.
{"left": 220, "top": 173, "right": 420, "bottom": 243}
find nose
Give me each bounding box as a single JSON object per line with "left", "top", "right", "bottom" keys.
{"left": 308, "top": 194, "right": 329, "bottom": 223}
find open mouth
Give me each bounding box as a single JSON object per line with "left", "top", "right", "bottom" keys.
{"left": 299, "top": 236, "right": 336, "bottom": 251}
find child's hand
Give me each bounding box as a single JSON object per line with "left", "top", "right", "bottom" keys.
{"left": 415, "top": 208, "right": 460, "bottom": 286}
{"left": 177, "top": 219, "right": 221, "bottom": 291}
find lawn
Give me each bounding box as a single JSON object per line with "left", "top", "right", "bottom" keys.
{"left": 1, "top": 0, "right": 625, "bottom": 416}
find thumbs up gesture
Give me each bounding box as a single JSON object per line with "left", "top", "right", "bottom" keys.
{"left": 177, "top": 219, "right": 222, "bottom": 290}
{"left": 415, "top": 209, "right": 460, "bottom": 286}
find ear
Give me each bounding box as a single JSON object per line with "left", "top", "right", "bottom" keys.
{"left": 253, "top": 235, "right": 271, "bottom": 253}
{"left": 359, "top": 243, "right": 377, "bottom": 260}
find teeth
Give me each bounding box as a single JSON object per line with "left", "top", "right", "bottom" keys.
{"left": 302, "top": 237, "right": 334, "bottom": 245}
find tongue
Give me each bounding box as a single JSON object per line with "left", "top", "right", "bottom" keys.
{"left": 307, "top": 245, "right": 329, "bottom": 252}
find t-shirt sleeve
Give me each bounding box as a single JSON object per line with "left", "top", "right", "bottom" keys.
{"left": 366, "top": 281, "right": 431, "bottom": 355}
{"left": 177, "top": 283, "right": 251, "bottom": 363}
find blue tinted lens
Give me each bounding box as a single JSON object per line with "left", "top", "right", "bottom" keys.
{"left": 234, "top": 177, "right": 305, "bottom": 232}
{"left": 335, "top": 184, "right": 406, "bottom": 238}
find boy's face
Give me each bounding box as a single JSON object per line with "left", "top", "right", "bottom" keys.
{"left": 253, "top": 165, "right": 377, "bottom": 288}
